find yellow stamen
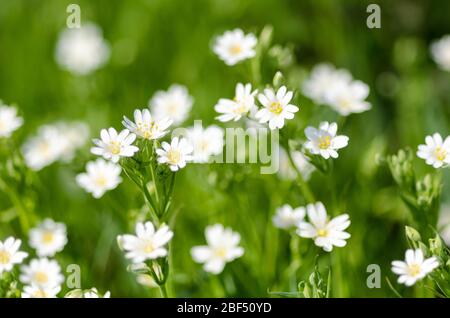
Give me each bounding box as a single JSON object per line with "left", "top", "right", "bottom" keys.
{"left": 435, "top": 147, "right": 447, "bottom": 161}
{"left": 229, "top": 44, "right": 242, "bottom": 55}
{"left": 109, "top": 141, "right": 121, "bottom": 155}
{"left": 143, "top": 242, "right": 155, "bottom": 254}
{"left": 0, "top": 250, "right": 11, "bottom": 264}
{"left": 318, "top": 136, "right": 331, "bottom": 149}
{"left": 317, "top": 229, "right": 328, "bottom": 237}
{"left": 42, "top": 231, "right": 54, "bottom": 244}
{"left": 269, "top": 102, "right": 283, "bottom": 115}
{"left": 214, "top": 247, "right": 227, "bottom": 258}
{"left": 408, "top": 264, "right": 421, "bottom": 277}
{"left": 167, "top": 150, "right": 181, "bottom": 164}
{"left": 34, "top": 272, "right": 49, "bottom": 284}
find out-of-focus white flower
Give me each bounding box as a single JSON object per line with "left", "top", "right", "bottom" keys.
{"left": 302, "top": 63, "right": 371, "bottom": 116}
{"left": 91, "top": 128, "right": 139, "bottom": 163}
{"left": 186, "top": 125, "right": 224, "bottom": 163}
{"left": 391, "top": 249, "right": 439, "bottom": 286}
{"left": 273, "top": 204, "right": 306, "bottom": 230}
{"left": 255, "top": 86, "right": 299, "bottom": 130}
{"left": 22, "top": 121, "right": 89, "bottom": 171}
{"left": 64, "top": 288, "right": 110, "bottom": 298}
{"left": 297, "top": 202, "right": 351, "bottom": 252}
{"left": 277, "top": 147, "right": 315, "bottom": 181}
{"left": 22, "top": 285, "right": 60, "bottom": 298}
{"left": 122, "top": 109, "right": 172, "bottom": 140}
{"left": 324, "top": 80, "right": 371, "bottom": 116}
{"left": 417, "top": 133, "right": 450, "bottom": 168}
{"left": 136, "top": 274, "right": 158, "bottom": 288}
{"left": 215, "top": 83, "right": 257, "bottom": 122}
{"left": 76, "top": 158, "right": 122, "bottom": 198}
{"left": 438, "top": 204, "right": 450, "bottom": 247}
{"left": 149, "top": 84, "right": 193, "bottom": 125}
{"left": 117, "top": 221, "right": 173, "bottom": 263}
{"left": 191, "top": 224, "right": 244, "bottom": 274}
{"left": 0, "top": 237, "right": 28, "bottom": 274}
{"left": 302, "top": 63, "right": 352, "bottom": 105}
{"left": 55, "top": 23, "right": 110, "bottom": 75}
{"left": 20, "top": 258, "right": 64, "bottom": 289}
{"left": 213, "top": 29, "right": 257, "bottom": 66}
{"left": 304, "top": 122, "right": 349, "bottom": 159}
{"left": 156, "top": 137, "right": 193, "bottom": 171}
{"left": 29, "top": 219, "right": 67, "bottom": 257}
{"left": 430, "top": 35, "right": 450, "bottom": 71}
{"left": 0, "top": 103, "right": 23, "bottom": 138}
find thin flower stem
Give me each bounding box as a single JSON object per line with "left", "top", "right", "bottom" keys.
{"left": 0, "top": 179, "right": 30, "bottom": 233}
{"left": 159, "top": 283, "right": 169, "bottom": 298}
{"left": 141, "top": 180, "right": 159, "bottom": 223}
{"left": 149, "top": 161, "right": 161, "bottom": 214}
{"left": 286, "top": 149, "right": 315, "bottom": 203}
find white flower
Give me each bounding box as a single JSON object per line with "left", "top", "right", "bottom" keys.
{"left": 117, "top": 221, "right": 173, "bottom": 263}
{"left": 324, "top": 80, "right": 371, "bottom": 116}
{"left": 83, "top": 288, "right": 111, "bottom": 298}
{"left": 22, "top": 285, "right": 61, "bottom": 298}
{"left": 302, "top": 63, "right": 352, "bottom": 105}
{"left": 76, "top": 158, "right": 122, "bottom": 198}
{"left": 213, "top": 29, "right": 257, "bottom": 66}
{"left": 215, "top": 83, "right": 258, "bottom": 122}
{"left": 91, "top": 128, "right": 139, "bottom": 163}
{"left": 273, "top": 204, "right": 306, "bottom": 230}
{"left": 304, "top": 122, "right": 349, "bottom": 159}
{"left": 438, "top": 204, "right": 450, "bottom": 247}
{"left": 22, "top": 122, "right": 88, "bottom": 171}
{"left": 186, "top": 125, "right": 224, "bottom": 163}
{"left": 20, "top": 258, "right": 64, "bottom": 289}
{"left": 430, "top": 35, "right": 450, "bottom": 71}
{"left": 297, "top": 202, "right": 351, "bottom": 252}
{"left": 417, "top": 133, "right": 450, "bottom": 168}
{"left": 122, "top": 109, "right": 172, "bottom": 140}
{"left": 0, "top": 103, "right": 23, "bottom": 138}
{"left": 277, "top": 147, "right": 315, "bottom": 181}
{"left": 391, "top": 249, "right": 439, "bottom": 286}
{"left": 149, "top": 84, "right": 193, "bottom": 125}
{"left": 55, "top": 23, "right": 110, "bottom": 75}
{"left": 29, "top": 219, "right": 68, "bottom": 257}
{"left": 255, "top": 86, "right": 299, "bottom": 130}
{"left": 191, "top": 224, "right": 244, "bottom": 274}
{"left": 156, "top": 137, "right": 193, "bottom": 171}
{"left": 0, "top": 237, "right": 28, "bottom": 274}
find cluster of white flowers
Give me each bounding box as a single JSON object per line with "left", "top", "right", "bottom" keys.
{"left": 191, "top": 224, "right": 244, "bottom": 274}
{"left": 391, "top": 249, "right": 439, "bottom": 287}
{"left": 302, "top": 63, "right": 371, "bottom": 116}
{"left": 22, "top": 121, "right": 89, "bottom": 171}
{"left": 304, "top": 121, "right": 349, "bottom": 159}
{"left": 213, "top": 29, "right": 257, "bottom": 66}
{"left": 417, "top": 133, "right": 450, "bottom": 168}
{"left": 272, "top": 202, "right": 351, "bottom": 252}
{"left": 430, "top": 35, "right": 450, "bottom": 72}
{"left": 0, "top": 102, "right": 23, "bottom": 138}
{"left": 55, "top": 23, "right": 110, "bottom": 76}
{"left": 215, "top": 83, "right": 299, "bottom": 130}
{"left": 149, "top": 84, "right": 193, "bottom": 125}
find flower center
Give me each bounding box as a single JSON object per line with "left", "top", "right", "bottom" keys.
{"left": 317, "top": 229, "right": 328, "bottom": 237}
{"left": 269, "top": 102, "right": 283, "bottom": 115}
{"left": 229, "top": 44, "right": 242, "bottom": 55}
{"left": 0, "top": 250, "right": 11, "bottom": 264}
{"left": 95, "top": 175, "right": 108, "bottom": 187}
{"left": 214, "top": 247, "right": 227, "bottom": 258}
{"left": 34, "top": 271, "right": 49, "bottom": 284}
{"left": 109, "top": 141, "right": 121, "bottom": 155}
{"left": 42, "top": 231, "right": 54, "bottom": 244}
{"left": 435, "top": 147, "right": 447, "bottom": 161}
{"left": 167, "top": 150, "right": 181, "bottom": 164}
{"left": 33, "top": 289, "right": 47, "bottom": 298}
{"left": 143, "top": 241, "right": 155, "bottom": 254}
{"left": 318, "top": 136, "right": 331, "bottom": 149}
{"left": 138, "top": 122, "right": 157, "bottom": 139}
{"left": 408, "top": 264, "right": 421, "bottom": 277}
{"left": 233, "top": 102, "right": 248, "bottom": 115}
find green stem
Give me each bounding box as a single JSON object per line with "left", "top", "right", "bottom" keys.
{"left": 0, "top": 179, "right": 31, "bottom": 233}
{"left": 141, "top": 180, "right": 159, "bottom": 223}
{"left": 286, "top": 149, "right": 315, "bottom": 203}
{"left": 159, "top": 283, "right": 168, "bottom": 298}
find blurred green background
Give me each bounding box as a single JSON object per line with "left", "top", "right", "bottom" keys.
{"left": 1, "top": 0, "right": 450, "bottom": 297}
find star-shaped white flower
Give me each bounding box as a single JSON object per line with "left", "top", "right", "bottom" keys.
{"left": 391, "top": 249, "right": 439, "bottom": 286}
{"left": 304, "top": 122, "right": 349, "bottom": 159}
{"left": 417, "top": 133, "right": 450, "bottom": 168}
{"left": 91, "top": 128, "right": 139, "bottom": 163}
{"left": 117, "top": 221, "right": 173, "bottom": 263}
{"left": 215, "top": 83, "right": 258, "bottom": 122}
{"left": 0, "top": 104, "right": 23, "bottom": 138}
{"left": 272, "top": 204, "right": 306, "bottom": 230}
{"left": 186, "top": 125, "right": 224, "bottom": 163}
{"left": 122, "top": 109, "right": 172, "bottom": 141}
{"left": 0, "top": 237, "right": 28, "bottom": 274}
{"left": 297, "top": 202, "right": 351, "bottom": 252}
{"left": 149, "top": 84, "right": 193, "bottom": 125}
{"left": 76, "top": 158, "right": 122, "bottom": 198}
{"left": 255, "top": 86, "right": 299, "bottom": 130}
{"left": 29, "top": 219, "right": 68, "bottom": 257}
{"left": 213, "top": 29, "right": 257, "bottom": 66}
{"left": 191, "top": 224, "right": 244, "bottom": 274}
{"left": 324, "top": 80, "right": 371, "bottom": 116}
{"left": 20, "top": 258, "right": 64, "bottom": 289}
{"left": 156, "top": 137, "right": 193, "bottom": 171}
